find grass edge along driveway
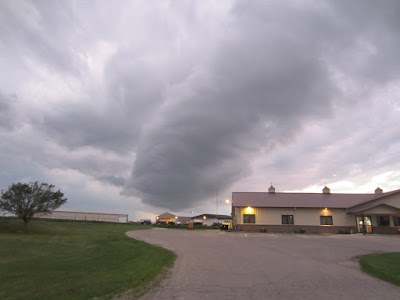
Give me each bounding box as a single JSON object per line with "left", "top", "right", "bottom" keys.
{"left": 359, "top": 252, "right": 400, "bottom": 287}
{"left": 0, "top": 218, "right": 175, "bottom": 300}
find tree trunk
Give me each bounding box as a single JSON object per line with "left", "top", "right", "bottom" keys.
{"left": 23, "top": 219, "right": 29, "bottom": 232}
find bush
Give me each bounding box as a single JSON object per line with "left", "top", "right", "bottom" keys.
{"left": 296, "top": 227, "right": 305, "bottom": 234}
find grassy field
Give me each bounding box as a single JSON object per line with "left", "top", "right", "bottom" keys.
{"left": 0, "top": 218, "right": 175, "bottom": 300}
{"left": 359, "top": 252, "right": 400, "bottom": 287}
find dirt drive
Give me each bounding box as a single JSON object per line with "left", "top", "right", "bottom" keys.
{"left": 127, "top": 229, "right": 400, "bottom": 300}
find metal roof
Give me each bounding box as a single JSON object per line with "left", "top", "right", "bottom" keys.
{"left": 157, "top": 212, "right": 176, "bottom": 218}
{"left": 192, "top": 214, "right": 232, "bottom": 219}
{"left": 232, "top": 189, "right": 400, "bottom": 209}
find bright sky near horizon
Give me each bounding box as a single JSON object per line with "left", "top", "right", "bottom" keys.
{"left": 1, "top": 0, "right": 400, "bottom": 221}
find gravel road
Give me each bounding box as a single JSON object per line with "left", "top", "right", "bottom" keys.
{"left": 126, "top": 229, "right": 400, "bottom": 300}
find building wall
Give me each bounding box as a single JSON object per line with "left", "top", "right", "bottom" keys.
{"left": 232, "top": 192, "right": 400, "bottom": 233}
{"left": 384, "top": 193, "right": 400, "bottom": 208}
{"left": 352, "top": 194, "right": 400, "bottom": 231}
{"left": 236, "top": 224, "right": 357, "bottom": 234}
{"left": 361, "top": 206, "right": 400, "bottom": 215}
{"left": 372, "top": 226, "right": 400, "bottom": 234}
{"left": 369, "top": 215, "right": 400, "bottom": 228}
{"left": 36, "top": 211, "right": 127, "bottom": 223}
{"left": 159, "top": 217, "right": 176, "bottom": 224}
{"left": 236, "top": 207, "right": 355, "bottom": 227}
{"left": 203, "top": 218, "right": 218, "bottom": 226}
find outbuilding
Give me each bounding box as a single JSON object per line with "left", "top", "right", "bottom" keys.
{"left": 192, "top": 214, "right": 232, "bottom": 226}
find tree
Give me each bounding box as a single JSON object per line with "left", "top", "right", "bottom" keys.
{"left": 0, "top": 181, "right": 67, "bottom": 230}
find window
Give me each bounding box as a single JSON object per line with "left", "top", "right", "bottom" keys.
{"left": 282, "top": 215, "right": 294, "bottom": 224}
{"left": 393, "top": 216, "right": 400, "bottom": 226}
{"left": 377, "top": 216, "right": 390, "bottom": 226}
{"left": 320, "top": 216, "right": 333, "bottom": 225}
{"left": 243, "top": 214, "right": 255, "bottom": 224}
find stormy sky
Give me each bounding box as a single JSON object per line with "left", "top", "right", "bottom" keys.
{"left": 1, "top": 0, "right": 400, "bottom": 220}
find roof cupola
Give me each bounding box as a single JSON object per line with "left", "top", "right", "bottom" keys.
{"left": 322, "top": 186, "right": 330, "bottom": 194}
{"left": 268, "top": 185, "right": 275, "bottom": 193}
{"left": 375, "top": 187, "right": 383, "bottom": 194}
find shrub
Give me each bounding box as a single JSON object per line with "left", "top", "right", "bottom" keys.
{"left": 297, "top": 227, "right": 305, "bottom": 234}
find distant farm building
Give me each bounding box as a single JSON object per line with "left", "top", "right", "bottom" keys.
{"left": 155, "top": 212, "right": 232, "bottom": 226}
{"left": 35, "top": 211, "right": 128, "bottom": 223}
{"left": 192, "top": 214, "right": 232, "bottom": 226}
{"left": 156, "top": 212, "right": 177, "bottom": 224}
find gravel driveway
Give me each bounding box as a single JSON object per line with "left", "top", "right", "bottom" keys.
{"left": 126, "top": 229, "right": 400, "bottom": 300}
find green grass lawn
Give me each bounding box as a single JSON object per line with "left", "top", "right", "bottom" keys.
{"left": 359, "top": 252, "right": 400, "bottom": 287}
{"left": 0, "top": 218, "right": 175, "bottom": 300}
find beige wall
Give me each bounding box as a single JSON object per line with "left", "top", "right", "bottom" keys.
{"left": 355, "top": 193, "right": 400, "bottom": 212}
{"left": 236, "top": 207, "right": 355, "bottom": 226}
{"left": 351, "top": 193, "right": 400, "bottom": 227}
{"left": 368, "top": 215, "right": 399, "bottom": 227}
{"left": 361, "top": 206, "right": 400, "bottom": 215}
{"left": 385, "top": 193, "right": 400, "bottom": 208}
{"left": 36, "top": 211, "right": 127, "bottom": 223}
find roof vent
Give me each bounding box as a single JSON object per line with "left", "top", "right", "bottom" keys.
{"left": 268, "top": 185, "right": 275, "bottom": 193}
{"left": 322, "top": 186, "right": 330, "bottom": 194}
{"left": 375, "top": 187, "right": 383, "bottom": 194}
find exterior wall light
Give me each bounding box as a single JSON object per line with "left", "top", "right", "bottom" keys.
{"left": 245, "top": 206, "right": 254, "bottom": 213}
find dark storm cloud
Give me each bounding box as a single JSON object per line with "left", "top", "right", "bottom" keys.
{"left": 95, "top": 175, "right": 126, "bottom": 187}
{"left": 327, "top": 1, "right": 400, "bottom": 84}
{"left": 125, "top": 1, "right": 400, "bottom": 210}
{"left": 0, "top": 1, "right": 85, "bottom": 75}
{"left": 1, "top": 1, "right": 400, "bottom": 213}
{"left": 39, "top": 106, "right": 139, "bottom": 154}
{"left": 37, "top": 53, "right": 168, "bottom": 153}
{"left": 125, "top": 1, "right": 340, "bottom": 209}
{"left": 0, "top": 92, "right": 18, "bottom": 130}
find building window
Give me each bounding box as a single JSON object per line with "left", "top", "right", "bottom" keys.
{"left": 393, "top": 216, "right": 400, "bottom": 226}
{"left": 243, "top": 214, "right": 255, "bottom": 224}
{"left": 377, "top": 216, "right": 390, "bottom": 226}
{"left": 282, "top": 215, "right": 294, "bottom": 224}
{"left": 320, "top": 216, "right": 333, "bottom": 225}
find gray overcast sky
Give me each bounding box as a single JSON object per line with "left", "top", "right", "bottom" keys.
{"left": 1, "top": 0, "right": 400, "bottom": 220}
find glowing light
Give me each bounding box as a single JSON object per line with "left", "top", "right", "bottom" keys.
{"left": 225, "top": 199, "right": 230, "bottom": 204}
{"left": 245, "top": 206, "right": 254, "bottom": 213}
{"left": 203, "top": 215, "right": 207, "bottom": 220}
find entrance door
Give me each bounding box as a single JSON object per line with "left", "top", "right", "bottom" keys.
{"left": 356, "top": 216, "right": 372, "bottom": 233}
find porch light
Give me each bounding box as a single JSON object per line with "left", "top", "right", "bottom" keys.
{"left": 245, "top": 206, "right": 254, "bottom": 213}
{"left": 203, "top": 215, "right": 207, "bottom": 220}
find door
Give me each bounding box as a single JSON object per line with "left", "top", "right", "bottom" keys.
{"left": 356, "top": 216, "right": 372, "bottom": 233}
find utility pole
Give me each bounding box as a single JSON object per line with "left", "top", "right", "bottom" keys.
{"left": 216, "top": 191, "right": 219, "bottom": 214}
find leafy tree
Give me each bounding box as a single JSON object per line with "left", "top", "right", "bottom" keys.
{"left": 0, "top": 181, "right": 67, "bottom": 230}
